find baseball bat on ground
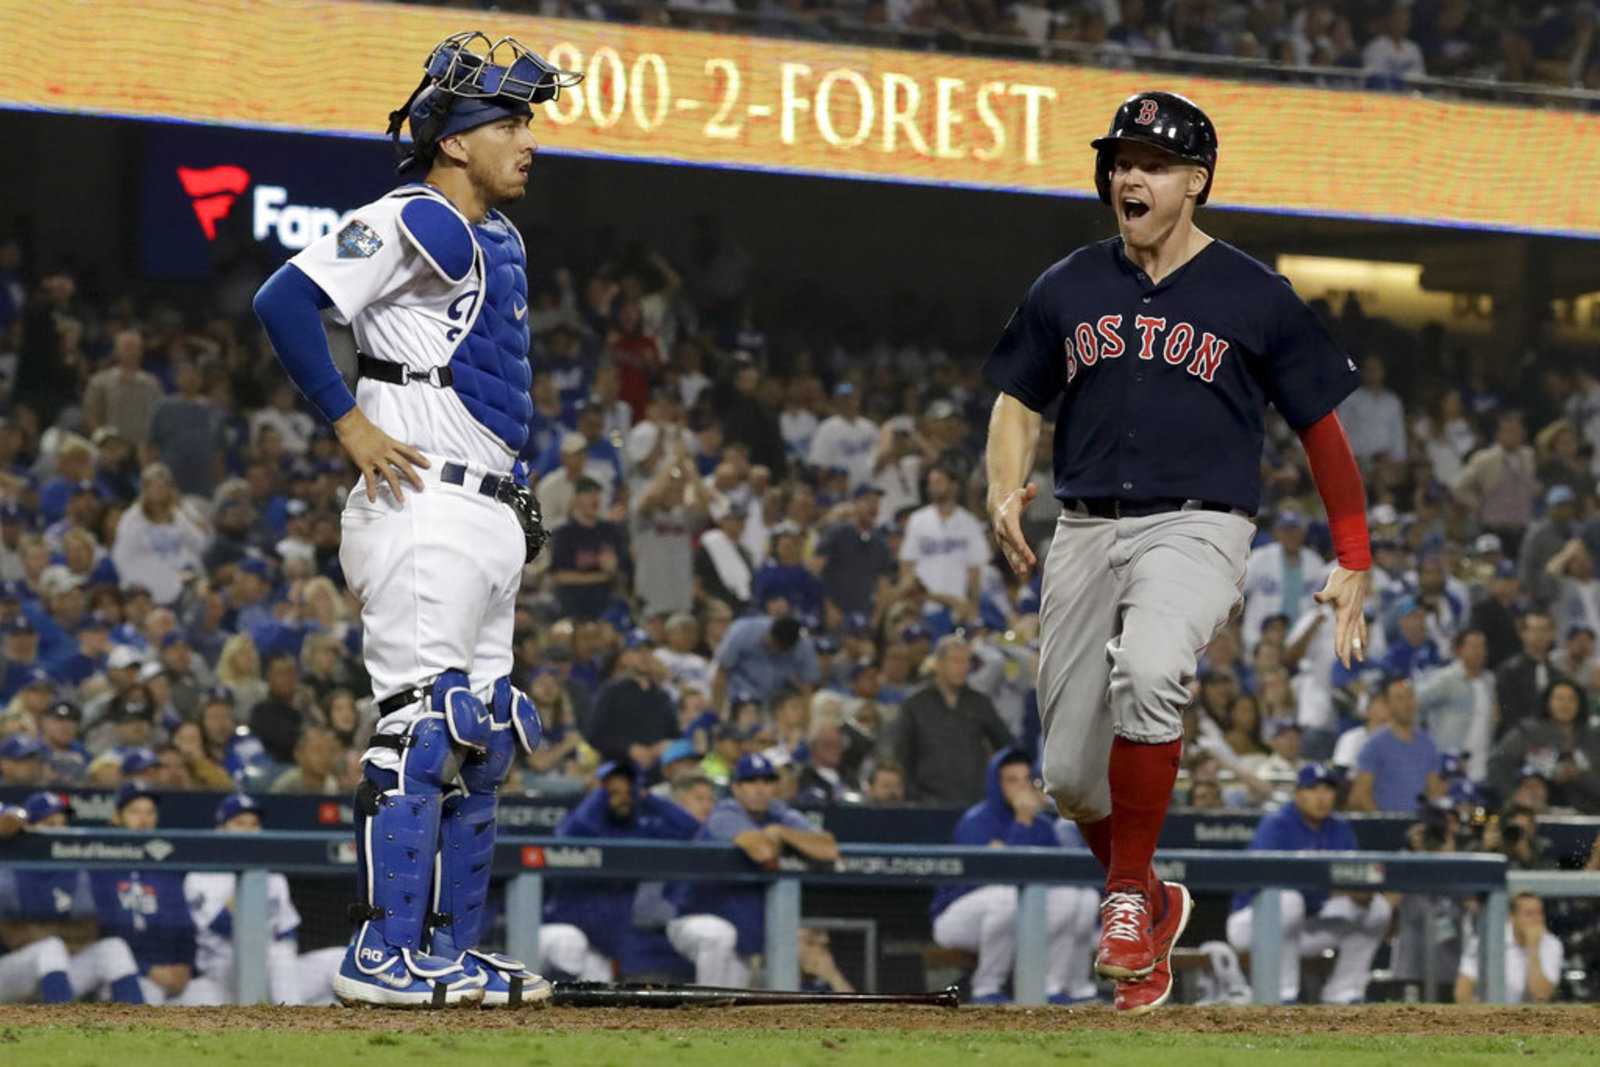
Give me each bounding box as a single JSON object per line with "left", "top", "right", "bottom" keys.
{"left": 549, "top": 981, "right": 961, "bottom": 1009}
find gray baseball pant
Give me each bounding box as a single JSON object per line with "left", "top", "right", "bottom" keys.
{"left": 1036, "top": 506, "right": 1254, "bottom": 822}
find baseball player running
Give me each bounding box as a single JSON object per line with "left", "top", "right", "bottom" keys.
{"left": 253, "top": 32, "right": 581, "bottom": 1008}
{"left": 983, "top": 91, "right": 1372, "bottom": 1013}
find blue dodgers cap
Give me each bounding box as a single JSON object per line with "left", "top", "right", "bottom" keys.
{"left": 238, "top": 557, "right": 272, "bottom": 580}
{"left": 1296, "top": 763, "right": 1339, "bottom": 790}
{"left": 660, "top": 738, "right": 699, "bottom": 767}
{"left": 1266, "top": 717, "right": 1301, "bottom": 740}
{"left": 200, "top": 685, "right": 235, "bottom": 707}
{"left": 624, "top": 627, "right": 653, "bottom": 650}
{"left": 1493, "top": 559, "right": 1519, "bottom": 580}
{"left": 1439, "top": 751, "right": 1468, "bottom": 779}
{"left": 813, "top": 634, "right": 840, "bottom": 656}
{"left": 852, "top": 483, "right": 884, "bottom": 499}
{"left": 0, "top": 733, "right": 44, "bottom": 760}
{"left": 214, "top": 793, "right": 265, "bottom": 826}
{"left": 23, "top": 790, "right": 70, "bottom": 824}
{"left": 114, "top": 779, "right": 158, "bottom": 811}
{"left": 1274, "top": 509, "right": 1306, "bottom": 528}
{"left": 1546, "top": 484, "right": 1577, "bottom": 508}
{"left": 733, "top": 753, "right": 780, "bottom": 783}
{"left": 120, "top": 748, "right": 159, "bottom": 776}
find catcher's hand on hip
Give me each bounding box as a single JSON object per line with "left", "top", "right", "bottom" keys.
{"left": 1313, "top": 565, "right": 1371, "bottom": 670}
{"left": 335, "top": 408, "right": 429, "bottom": 504}
{"left": 989, "top": 482, "right": 1038, "bottom": 579}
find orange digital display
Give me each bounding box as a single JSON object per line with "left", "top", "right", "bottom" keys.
{"left": 4, "top": 0, "right": 1598, "bottom": 236}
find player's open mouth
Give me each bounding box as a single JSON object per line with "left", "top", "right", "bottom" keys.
{"left": 1122, "top": 199, "right": 1149, "bottom": 220}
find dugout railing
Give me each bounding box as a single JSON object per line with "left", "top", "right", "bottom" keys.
{"left": 8, "top": 829, "right": 1581, "bottom": 1006}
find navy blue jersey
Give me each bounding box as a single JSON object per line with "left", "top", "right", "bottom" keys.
{"left": 983, "top": 237, "right": 1358, "bottom": 515}
{"left": 89, "top": 869, "right": 196, "bottom": 971}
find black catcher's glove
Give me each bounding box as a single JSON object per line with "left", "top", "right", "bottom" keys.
{"left": 496, "top": 481, "right": 549, "bottom": 563}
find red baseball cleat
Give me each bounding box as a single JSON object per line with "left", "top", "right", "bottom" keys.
{"left": 1114, "top": 881, "right": 1192, "bottom": 1014}
{"left": 1114, "top": 957, "right": 1173, "bottom": 1014}
{"left": 1095, "top": 890, "right": 1154, "bottom": 979}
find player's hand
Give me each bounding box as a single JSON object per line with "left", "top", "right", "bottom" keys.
{"left": 989, "top": 482, "right": 1039, "bottom": 579}
{"left": 335, "top": 409, "right": 429, "bottom": 504}
{"left": 1313, "top": 565, "right": 1371, "bottom": 670}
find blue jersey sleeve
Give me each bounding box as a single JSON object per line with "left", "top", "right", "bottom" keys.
{"left": 252, "top": 263, "right": 353, "bottom": 424}
{"left": 1254, "top": 277, "right": 1360, "bottom": 430}
{"left": 706, "top": 802, "right": 759, "bottom": 841}
{"left": 982, "top": 266, "right": 1067, "bottom": 412}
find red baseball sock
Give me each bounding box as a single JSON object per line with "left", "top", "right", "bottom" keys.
{"left": 1075, "top": 816, "right": 1113, "bottom": 871}
{"left": 1106, "top": 736, "right": 1182, "bottom": 897}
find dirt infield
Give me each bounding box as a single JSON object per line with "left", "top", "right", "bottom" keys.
{"left": 1, "top": 1002, "right": 1595, "bottom": 1037}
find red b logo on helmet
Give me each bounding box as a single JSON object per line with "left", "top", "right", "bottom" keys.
{"left": 1135, "top": 99, "right": 1159, "bottom": 125}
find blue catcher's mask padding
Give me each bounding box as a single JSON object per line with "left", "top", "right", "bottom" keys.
{"left": 386, "top": 31, "right": 583, "bottom": 175}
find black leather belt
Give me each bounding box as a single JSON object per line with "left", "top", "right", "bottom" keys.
{"left": 441, "top": 462, "right": 514, "bottom": 501}
{"left": 358, "top": 352, "right": 454, "bottom": 388}
{"left": 1070, "top": 497, "right": 1243, "bottom": 519}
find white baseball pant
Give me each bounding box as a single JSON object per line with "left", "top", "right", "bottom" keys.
{"left": 538, "top": 924, "right": 614, "bottom": 982}
{"left": 666, "top": 915, "right": 750, "bottom": 987}
{"left": 0, "top": 937, "right": 140, "bottom": 1003}
{"left": 340, "top": 456, "right": 524, "bottom": 769}
{"left": 1225, "top": 891, "right": 1392, "bottom": 1003}
{"left": 932, "top": 885, "right": 1102, "bottom": 999}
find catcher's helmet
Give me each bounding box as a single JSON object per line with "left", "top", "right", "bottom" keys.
{"left": 386, "top": 32, "right": 584, "bottom": 175}
{"left": 1089, "top": 91, "right": 1218, "bottom": 206}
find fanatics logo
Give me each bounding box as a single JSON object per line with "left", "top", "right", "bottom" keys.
{"left": 318, "top": 802, "right": 342, "bottom": 825}
{"left": 176, "top": 164, "right": 252, "bottom": 241}
{"left": 522, "top": 846, "right": 546, "bottom": 868}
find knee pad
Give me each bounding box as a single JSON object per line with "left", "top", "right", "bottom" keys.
{"left": 353, "top": 764, "right": 443, "bottom": 952}
{"left": 494, "top": 677, "right": 543, "bottom": 758}
{"left": 429, "top": 789, "right": 497, "bottom": 958}
{"left": 434, "top": 669, "right": 491, "bottom": 754}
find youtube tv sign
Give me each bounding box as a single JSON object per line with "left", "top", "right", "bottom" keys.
{"left": 140, "top": 125, "right": 393, "bottom": 278}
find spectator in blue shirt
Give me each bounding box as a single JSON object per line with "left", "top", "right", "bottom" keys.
{"left": 1349, "top": 674, "right": 1447, "bottom": 812}
{"left": 711, "top": 614, "right": 820, "bottom": 709}
{"left": 666, "top": 753, "right": 838, "bottom": 986}
{"left": 750, "top": 524, "right": 826, "bottom": 629}
{"left": 1225, "top": 764, "right": 1392, "bottom": 1003}
{"left": 539, "top": 761, "right": 702, "bottom": 982}
{"left": 928, "top": 748, "right": 1099, "bottom": 1004}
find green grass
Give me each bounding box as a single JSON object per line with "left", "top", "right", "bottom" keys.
{"left": 3, "top": 1027, "right": 1598, "bottom": 1067}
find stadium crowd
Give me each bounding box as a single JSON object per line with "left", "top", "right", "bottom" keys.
{"left": 0, "top": 207, "right": 1598, "bottom": 1001}
{"left": 426, "top": 0, "right": 1600, "bottom": 93}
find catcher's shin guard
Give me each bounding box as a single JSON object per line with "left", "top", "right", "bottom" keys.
{"left": 427, "top": 678, "right": 549, "bottom": 1007}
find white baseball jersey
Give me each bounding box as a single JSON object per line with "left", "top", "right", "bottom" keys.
{"left": 899, "top": 504, "right": 989, "bottom": 600}
{"left": 184, "top": 871, "right": 300, "bottom": 983}
{"left": 289, "top": 186, "right": 522, "bottom": 475}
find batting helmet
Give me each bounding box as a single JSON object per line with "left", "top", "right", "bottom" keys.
{"left": 385, "top": 31, "right": 584, "bottom": 175}
{"left": 1089, "top": 91, "right": 1218, "bottom": 206}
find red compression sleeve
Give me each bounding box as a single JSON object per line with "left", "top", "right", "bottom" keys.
{"left": 1297, "top": 411, "right": 1371, "bottom": 571}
